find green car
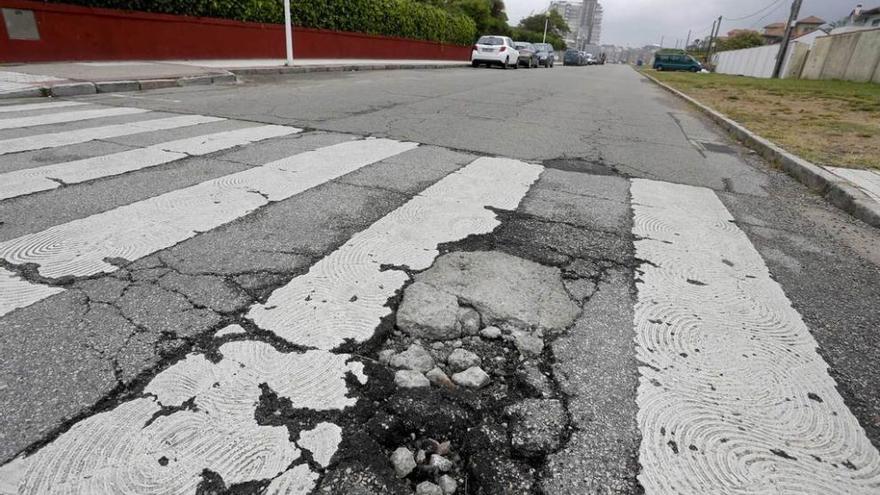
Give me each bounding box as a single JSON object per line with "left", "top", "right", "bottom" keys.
{"left": 653, "top": 52, "right": 703, "bottom": 72}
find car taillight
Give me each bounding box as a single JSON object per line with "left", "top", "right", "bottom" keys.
{"left": 499, "top": 46, "right": 506, "bottom": 52}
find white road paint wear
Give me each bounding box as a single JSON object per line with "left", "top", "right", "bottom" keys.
{"left": 297, "top": 422, "right": 343, "bottom": 468}
{"left": 631, "top": 179, "right": 880, "bottom": 494}
{"left": 0, "top": 107, "right": 148, "bottom": 130}
{"left": 248, "top": 157, "right": 543, "bottom": 350}
{"left": 0, "top": 268, "right": 64, "bottom": 317}
{"left": 0, "top": 114, "right": 224, "bottom": 155}
{"left": 0, "top": 138, "right": 415, "bottom": 315}
{"left": 0, "top": 102, "right": 87, "bottom": 113}
{"left": 0, "top": 125, "right": 301, "bottom": 200}
{"left": 0, "top": 340, "right": 363, "bottom": 494}
{"left": 264, "top": 465, "right": 320, "bottom": 495}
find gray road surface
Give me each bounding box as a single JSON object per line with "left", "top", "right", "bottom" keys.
{"left": 0, "top": 64, "right": 878, "bottom": 494}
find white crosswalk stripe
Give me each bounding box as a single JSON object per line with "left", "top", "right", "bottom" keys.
{"left": 249, "top": 156, "right": 543, "bottom": 350}
{"left": 0, "top": 107, "right": 148, "bottom": 130}
{"left": 0, "top": 137, "right": 416, "bottom": 316}
{"left": 0, "top": 102, "right": 87, "bottom": 114}
{"left": 0, "top": 268, "right": 64, "bottom": 317}
{"left": 1, "top": 102, "right": 877, "bottom": 495}
{"left": 0, "top": 114, "right": 224, "bottom": 155}
{"left": 0, "top": 153, "right": 540, "bottom": 494}
{"left": 631, "top": 179, "right": 880, "bottom": 494}
{"left": 0, "top": 125, "right": 299, "bottom": 200}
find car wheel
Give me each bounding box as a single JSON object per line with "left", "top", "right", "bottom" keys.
{"left": 656, "top": 65, "right": 663, "bottom": 71}
{"left": 513, "top": 59, "right": 519, "bottom": 69}
{"left": 690, "top": 67, "right": 699, "bottom": 73}
{"left": 471, "top": 61, "right": 479, "bottom": 68}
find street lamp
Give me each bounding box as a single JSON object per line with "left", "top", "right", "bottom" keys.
{"left": 284, "top": 0, "right": 294, "bottom": 66}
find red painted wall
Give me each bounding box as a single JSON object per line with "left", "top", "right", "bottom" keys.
{"left": 0, "top": 0, "right": 470, "bottom": 62}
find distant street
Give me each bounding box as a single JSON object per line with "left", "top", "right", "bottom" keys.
{"left": 1, "top": 64, "right": 879, "bottom": 494}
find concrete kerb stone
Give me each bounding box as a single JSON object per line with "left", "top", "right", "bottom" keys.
{"left": 48, "top": 82, "right": 96, "bottom": 97}
{"left": 95, "top": 80, "right": 140, "bottom": 93}
{"left": 0, "top": 87, "right": 45, "bottom": 99}
{"left": 138, "top": 79, "right": 179, "bottom": 91}
{"left": 640, "top": 70, "right": 880, "bottom": 228}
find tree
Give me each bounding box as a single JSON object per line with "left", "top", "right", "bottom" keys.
{"left": 418, "top": 0, "right": 510, "bottom": 37}
{"left": 717, "top": 30, "right": 765, "bottom": 51}
{"left": 517, "top": 10, "right": 569, "bottom": 39}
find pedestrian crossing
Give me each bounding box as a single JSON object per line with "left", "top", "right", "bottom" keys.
{"left": 0, "top": 99, "right": 878, "bottom": 494}
{"left": 0, "top": 106, "right": 148, "bottom": 130}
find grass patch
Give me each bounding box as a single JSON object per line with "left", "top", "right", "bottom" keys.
{"left": 645, "top": 70, "right": 880, "bottom": 169}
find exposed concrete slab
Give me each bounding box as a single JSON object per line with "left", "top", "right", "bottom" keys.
{"left": 415, "top": 251, "right": 579, "bottom": 333}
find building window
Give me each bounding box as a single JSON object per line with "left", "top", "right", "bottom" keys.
{"left": 872, "top": 18, "right": 880, "bottom": 26}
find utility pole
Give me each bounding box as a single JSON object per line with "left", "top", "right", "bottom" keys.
{"left": 283, "top": 0, "right": 293, "bottom": 66}
{"left": 705, "top": 19, "right": 717, "bottom": 62}
{"left": 706, "top": 16, "right": 722, "bottom": 68}
{"left": 772, "top": 0, "right": 803, "bottom": 78}
{"left": 685, "top": 29, "right": 692, "bottom": 51}
{"left": 660, "top": 35, "right": 664, "bottom": 48}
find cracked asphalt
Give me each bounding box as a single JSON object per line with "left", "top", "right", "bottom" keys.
{"left": 1, "top": 64, "right": 879, "bottom": 494}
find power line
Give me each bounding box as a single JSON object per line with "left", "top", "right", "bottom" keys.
{"left": 724, "top": 0, "right": 787, "bottom": 22}
{"left": 748, "top": 0, "right": 789, "bottom": 28}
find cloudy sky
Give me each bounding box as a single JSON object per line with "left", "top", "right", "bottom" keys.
{"left": 505, "top": 0, "right": 856, "bottom": 46}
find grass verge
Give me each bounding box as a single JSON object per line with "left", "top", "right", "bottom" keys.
{"left": 646, "top": 70, "right": 880, "bottom": 169}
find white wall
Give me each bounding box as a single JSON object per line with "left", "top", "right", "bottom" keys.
{"left": 712, "top": 42, "right": 800, "bottom": 79}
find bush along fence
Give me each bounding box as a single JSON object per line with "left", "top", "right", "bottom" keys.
{"left": 45, "top": 0, "right": 477, "bottom": 45}
{"left": 0, "top": 0, "right": 475, "bottom": 62}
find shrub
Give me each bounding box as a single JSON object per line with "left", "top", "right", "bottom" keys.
{"left": 48, "top": 0, "right": 476, "bottom": 45}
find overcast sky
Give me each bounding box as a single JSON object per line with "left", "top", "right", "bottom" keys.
{"left": 505, "top": 0, "right": 857, "bottom": 46}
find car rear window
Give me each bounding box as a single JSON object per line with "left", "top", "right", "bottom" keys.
{"left": 477, "top": 36, "right": 504, "bottom": 46}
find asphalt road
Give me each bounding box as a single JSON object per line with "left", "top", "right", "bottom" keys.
{"left": 1, "top": 64, "right": 879, "bottom": 494}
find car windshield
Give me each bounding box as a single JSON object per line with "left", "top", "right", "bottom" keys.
{"left": 514, "top": 43, "right": 533, "bottom": 50}
{"left": 477, "top": 36, "right": 504, "bottom": 46}
{"left": 535, "top": 44, "right": 552, "bottom": 51}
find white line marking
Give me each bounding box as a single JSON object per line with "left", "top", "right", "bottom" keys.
{"left": 0, "top": 102, "right": 87, "bottom": 113}
{"left": 827, "top": 167, "right": 880, "bottom": 202}
{"left": 0, "top": 114, "right": 224, "bottom": 155}
{"left": 0, "top": 107, "right": 148, "bottom": 130}
{"left": 0, "top": 138, "right": 415, "bottom": 284}
{"left": 0, "top": 125, "right": 300, "bottom": 200}
{"left": 248, "top": 156, "right": 543, "bottom": 350}
{"left": 631, "top": 178, "right": 880, "bottom": 494}
{"left": 107, "top": 94, "right": 183, "bottom": 103}
{"left": 0, "top": 341, "right": 361, "bottom": 493}
{"left": 0, "top": 268, "right": 64, "bottom": 317}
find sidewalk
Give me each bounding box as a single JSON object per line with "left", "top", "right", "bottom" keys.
{"left": 0, "top": 59, "right": 467, "bottom": 99}
{"left": 640, "top": 69, "right": 880, "bottom": 228}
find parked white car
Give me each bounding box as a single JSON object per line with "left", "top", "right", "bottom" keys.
{"left": 471, "top": 35, "right": 520, "bottom": 69}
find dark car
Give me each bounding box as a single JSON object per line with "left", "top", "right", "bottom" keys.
{"left": 563, "top": 49, "right": 582, "bottom": 66}
{"left": 532, "top": 43, "right": 555, "bottom": 68}
{"left": 653, "top": 51, "right": 703, "bottom": 72}
{"left": 514, "top": 42, "right": 539, "bottom": 68}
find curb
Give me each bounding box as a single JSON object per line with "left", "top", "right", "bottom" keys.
{"left": 640, "top": 70, "right": 880, "bottom": 229}
{"left": 229, "top": 62, "right": 467, "bottom": 76}
{"left": 0, "top": 62, "right": 467, "bottom": 100}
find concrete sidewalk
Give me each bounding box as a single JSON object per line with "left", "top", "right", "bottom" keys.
{"left": 0, "top": 59, "right": 467, "bottom": 99}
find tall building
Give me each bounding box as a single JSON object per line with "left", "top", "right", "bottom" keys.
{"left": 549, "top": 0, "right": 603, "bottom": 48}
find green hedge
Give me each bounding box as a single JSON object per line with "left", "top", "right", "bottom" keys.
{"left": 49, "top": 0, "right": 476, "bottom": 45}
